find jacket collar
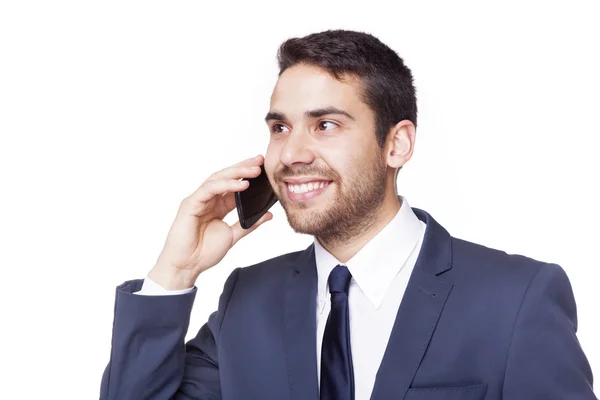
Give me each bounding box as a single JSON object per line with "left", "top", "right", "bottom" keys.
{"left": 283, "top": 207, "right": 454, "bottom": 399}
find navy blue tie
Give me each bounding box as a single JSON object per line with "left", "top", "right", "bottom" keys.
{"left": 320, "top": 265, "right": 355, "bottom": 400}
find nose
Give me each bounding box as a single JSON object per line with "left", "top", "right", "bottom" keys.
{"left": 279, "top": 130, "right": 316, "bottom": 167}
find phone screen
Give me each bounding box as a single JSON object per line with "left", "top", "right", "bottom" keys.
{"left": 235, "top": 164, "right": 278, "bottom": 229}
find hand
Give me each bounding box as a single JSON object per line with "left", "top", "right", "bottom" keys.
{"left": 148, "top": 155, "right": 273, "bottom": 290}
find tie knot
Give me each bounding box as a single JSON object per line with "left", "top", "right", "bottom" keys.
{"left": 328, "top": 265, "right": 352, "bottom": 294}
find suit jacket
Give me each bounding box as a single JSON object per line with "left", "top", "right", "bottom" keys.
{"left": 100, "top": 208, "right": 596, "bottom": 399}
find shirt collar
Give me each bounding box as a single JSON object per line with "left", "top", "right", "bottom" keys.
{"left": 314, "top": 196, "right": 425, "bottom": 310}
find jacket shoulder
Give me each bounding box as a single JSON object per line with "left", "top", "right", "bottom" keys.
{"left": 450, "top": 236, "right": 560, "bottom": 287}
{"left": 233, "top": 247, "right": 308, "bottom": 288}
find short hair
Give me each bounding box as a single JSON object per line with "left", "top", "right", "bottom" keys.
{"left": 277, "top": 29, "right": 417, "bottom": 148}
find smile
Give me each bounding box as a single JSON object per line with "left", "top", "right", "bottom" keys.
{"left": 285, "top": 181, "right": 332, "bottom": 202}
{"left": 287, "top": 181, "right": 330, "bottom": 193}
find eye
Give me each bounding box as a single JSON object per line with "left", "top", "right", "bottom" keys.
{"left": 317, "top": 121, "right": 338, "bottom": 131}
{"left": 270, "top": 123, "right": 290, "bottom": 134}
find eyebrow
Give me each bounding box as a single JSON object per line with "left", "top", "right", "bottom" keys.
{"left": 264, "top": 107, "right": 355, "bottom": 123}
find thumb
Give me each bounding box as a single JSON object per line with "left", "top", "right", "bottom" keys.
{"left": 230, "top": 211, "right": 273, "bottom": 246}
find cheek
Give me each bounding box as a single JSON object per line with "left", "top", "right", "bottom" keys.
{"left": 264, "top": 152, "right": 277, "bottom": 182}
{"left": 331, "top": 151, "right": 375, "bottom": 186}
{"left": 265, "top": 139, "right": 280, "bottom": 163}
{"left": 324, "top": 147, "right": 359, "bottom": 177}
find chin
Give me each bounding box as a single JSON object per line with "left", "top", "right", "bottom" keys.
{"left": 282, "top": 203, "right": 335, "bottom": 236}
{"left": 287, "top": 217, "right": 325, "bottom": 236}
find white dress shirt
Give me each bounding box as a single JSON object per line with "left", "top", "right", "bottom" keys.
{"left": 314, "top": 197, "right": 426, "bottom": 399}
{"left": 135, "top": 196, "right": 426, "bottom": 400}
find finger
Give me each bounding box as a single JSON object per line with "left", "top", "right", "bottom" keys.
{"left": 230, "top": 211, "right": 273, "bottom": 246}
{"left": 214, "top": 155, "right": 264, "bottom": 177}
{"left": 209, "top": 164, "right": 262, "bottom": 182}
{"left": 216, "top": 191, "right": 237, "bottom": 217}
{"left": 189, "top": 179, "right": 249, "bottom": 204}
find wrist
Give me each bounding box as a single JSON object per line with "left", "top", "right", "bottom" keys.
{"left": 147, "top": 266, "right": 198, "bottom": 291}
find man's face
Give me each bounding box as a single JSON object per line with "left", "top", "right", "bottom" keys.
{"left": 264, "top": 64, "right": 389, "bottom": 242}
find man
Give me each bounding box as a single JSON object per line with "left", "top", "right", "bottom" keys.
{"left": 100, "top": 30, "right": 596, "bottom": 399}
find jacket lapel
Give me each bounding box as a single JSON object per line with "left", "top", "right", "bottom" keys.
{"left": 283, "top": 244, "right": 320, "bottom": 400}
{"left": 370, "top": 207, "right": 454, "bottom": 400}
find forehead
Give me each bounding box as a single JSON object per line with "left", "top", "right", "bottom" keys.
{"left": 270, "top": 64, "right": 366, "bottom": 115}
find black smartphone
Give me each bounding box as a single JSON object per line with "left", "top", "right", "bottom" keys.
{"left": 235, "top": 164, "right": 278, "bottom": 229}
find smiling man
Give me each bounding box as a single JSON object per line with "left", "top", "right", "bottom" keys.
{"left": 101, "top": 30, "right": 596, "bottom": 399}
{"left": 266, "top": 67, "right": 395, "bottom": 250}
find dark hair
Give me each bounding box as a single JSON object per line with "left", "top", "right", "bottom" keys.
{"left": 277, "top": 29, "right": 417, "bottom": 148}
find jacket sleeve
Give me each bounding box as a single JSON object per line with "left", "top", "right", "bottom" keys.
{"left": 502, "top": 263, "right": 596, "bottom": 399}
{"left": 100, "top": 268, "right": 241, "bottom": 400}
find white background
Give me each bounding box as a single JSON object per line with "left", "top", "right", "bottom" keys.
{"left": 1, "top": 1, "right": 598, "bottom": 398}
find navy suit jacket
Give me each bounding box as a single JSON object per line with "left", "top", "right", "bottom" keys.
{"left": 101, "top": 208, "right": 596, "bottom": 399}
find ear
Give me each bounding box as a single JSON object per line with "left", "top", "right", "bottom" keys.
{"left": 385, "top": 120, "right": 416, "bottom": 169}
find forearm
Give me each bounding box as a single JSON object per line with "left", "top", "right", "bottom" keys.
{"left": 100, "top": 279, "right": 197, "bottom": 399}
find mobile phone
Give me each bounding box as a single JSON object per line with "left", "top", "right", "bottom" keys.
{"left": 235, "top": 164, "right": 278, "bottom": 229}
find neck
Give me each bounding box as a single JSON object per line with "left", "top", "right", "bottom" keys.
{"left": 317, "top": 192, "right": 402, "bottom": 263}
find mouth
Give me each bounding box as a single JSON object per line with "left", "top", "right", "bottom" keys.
{"left": 284, "top": 180, "right": 332, "bottom": 202}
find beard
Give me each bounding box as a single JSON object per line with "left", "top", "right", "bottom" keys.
{"left": 275, "top": 150, "right": 388, "bottom": 247}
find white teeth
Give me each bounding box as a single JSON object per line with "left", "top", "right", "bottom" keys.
{"left": 287, "top": 181, "right": 329, "bottom": 194}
